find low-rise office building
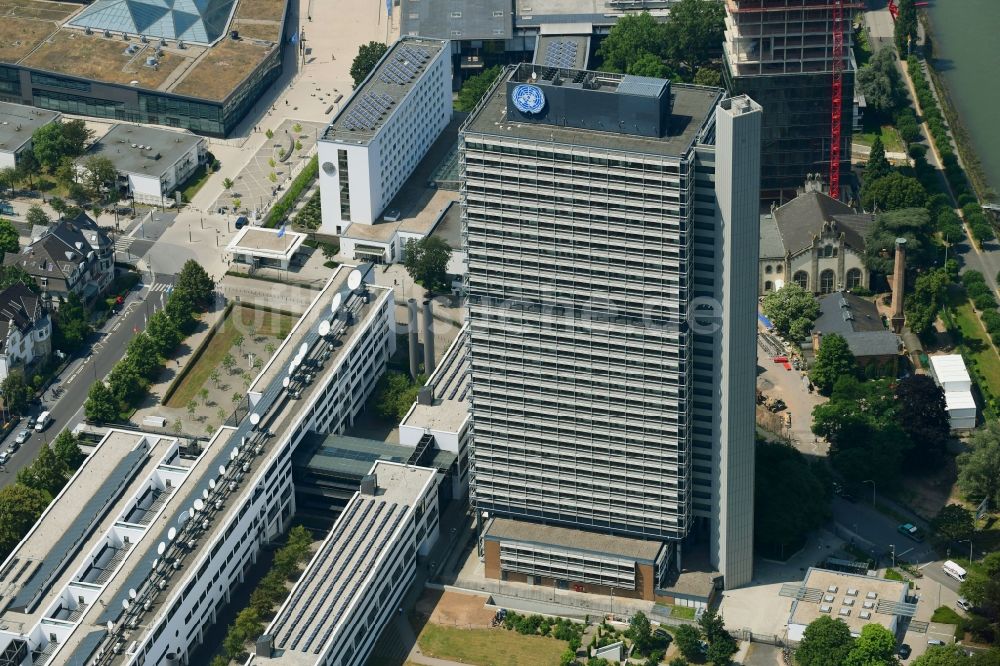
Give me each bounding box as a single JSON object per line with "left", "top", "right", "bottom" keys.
{"left": 0, "top": 283, "right": 51, "bottom": 382}
{"left": 928, "top": 354, "right": 977, "bottom": 430}
{"left": 4, "top": 213, "right": 114, "bottom": 308}
{"left": 227, "top": 226, "right": 307, "bottom": 271}
{"left": 0, "top": 102, "right": 60, "bottom": 169}
{"left": 83, "top": 124, "right": 207, "bottom": 207}
{"left": 0, "top": 264, "right": 398, "bottom": 665}
{"left": 318, "top": 36, "right": 452, "bottom": 232}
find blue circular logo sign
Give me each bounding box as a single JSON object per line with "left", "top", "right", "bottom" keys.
{"left": 512, "top": 84, "right": 546, "bottom": 114}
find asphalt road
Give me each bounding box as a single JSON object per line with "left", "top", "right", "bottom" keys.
{"left": 0, "top": 273, "right": 175, "bottom": 487}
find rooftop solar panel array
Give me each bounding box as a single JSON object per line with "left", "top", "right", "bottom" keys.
{"left": 377, "top": 45, "right": 431, "bottom": 85}
{"left": 342, "top": 92, "right": 395, "bottom": 132}
{"left": 544, "top": 41, "right": 579, "bottom": 69}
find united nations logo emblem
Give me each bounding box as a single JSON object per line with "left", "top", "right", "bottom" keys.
{"left": 511, "top": 84, "right": 546, "bottom": 114}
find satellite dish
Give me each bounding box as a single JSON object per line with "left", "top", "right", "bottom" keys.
{"left": 122, "top": 599, "right": 130, "bottom": 610}
{"left": 189, "top": 508, "right": 196, "bottom": 519}
{"left": 291, "top": 358, "right": 300, "bottom": 370}
{"left": 282, "top": 377, "right": 290, "bottom": 389}
{"left": 107, "top": 621, "right": 114, "bottom": 632}
{"left": 331, "top": 293, "right": 343, "bottom": 312}
{"left": 299, "top": 342, "right": 308, "bottom": 356}
{"left": 194, "top": 499, "right": 205, "bottom": 512}
{"left": 129, "top": 589, "right": 137, "bottom": 600}
{"left": 151, "top": 558, "right": 158, "bottom": 569}
{"left": 202, "top": 489, "right": 210, "bottom": 500}
{"left": 250, "top": 413, "right": 261, "bottom": 426}
{"left": 318, "top": 320, "right": 331, "bottom": 337}
{"left": 209, "top": 479, "right": 216, "bottom": 490}
{"left": 168, "top": 527, "right": 176, "bottom": 541}
{"left": 219, "top": 465, "right": 227, "bottom": 477}
{"left": 177, "top": 512, "right": 189, "bottom": 526}
{"left": 231, "top": 447, "right": 239, "bottom": 460}
{"left": 347, "top": 269, "right": 362, "bottom": 290}
{"left": 157, "top": 542, "right": 166, "bottom": 555}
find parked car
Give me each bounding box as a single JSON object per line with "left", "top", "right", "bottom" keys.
{"left": 0, "top": 201, "right": 15, "bottom": 216}
{"left": 957, "top": 598, "right": 973, "bottom": 611}
{"left": 14, "top": 430, "right": 29, "bottom": 446}
{"left": 897, "top": 523, "right": 924, "bottom": 542}
{"left": 34, "top": 410, "right": 52, "bottom": 432}
{"left": 234, "top": 215, "right": 249, "bottom": 230}
{"left": 0, "top": 451, "right": 9, "bottom": 465}
{"left": 898, "top": 644, "right": 911, "bottom": 659}
{"left": 928, "top": 639, "right": 946, "bottom": 646}
{"left": 26, "top": 415, "right": 36, "bottom": 429}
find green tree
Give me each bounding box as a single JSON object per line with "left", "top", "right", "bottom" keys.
{"left": 706, "top": 633, "right": 738, "bottom": 666}
{"left": 147, "top": 310, "right": 182, "bottom": 356}
{"left": 905, "top": 268, "right": 949, "bottom": 338}
{"left": 866, "top": 136, "right": 892, "bottom": 183}
{"left": 222, "top": 353, "right": 236, "bottom": 374}
{"left": 350, "top": 41, "right": 389, "bottom": 87}
{"left": 32, "top": 122, "right": 74, "bottom": 171}
{"left": 844, "top": 623, "right": 899, "bottom": 666}
{"left": 662, "top": 0, "right": 726, "bottom": 73}
{"left": 795, "top": 616, "right": 855, "bottom": 666}
{"left": 456, "top": 65, "right": 502, "bottom": 112}
{"left": 85, "top": 381, "right": 119, "bottom": 423}
{"left": 0, "top": 218, "right": 18, "bottom": 255}
{"left": 896, "top": 374, "right": 951, "bottom": 467}
{"left": 857, "top": 47, "right": 902, "bottom": 114}
{"left": 755, "top": 440, "right": 831, "bottom": 558}
{"left": 125, "top": 333, "right": 161, "bottom": 380}
{"left": 628, "top": 611, "right": 653, "bottom": 654}
{"left": 80, "top": 155, "right": 118, "bottom": 200}
{"left": 107, "top": 362, "right": 146, "bottom": 406}
{"left": 26, "top": 205, "right": 51, "bottom": 228}
{"left": 223, "top": 622, "right": 247, "bottom": 659}
{"left": 0, "top": 483, "right": 50, "bottom": 557}
{"left": 54, "top": 156, "right": 76, "bottom": 188}
{"left": 672, "top": 624, "right": 703, "bottom": 662}
{"left": 0, "top": 265, "right": 36, "bottom": 292}
{"left": 53, "top": 429, "right": 85, "bottom": 470}
{"left": 403, "top": 236, "right": 452, "bottom": 291}
{"left": 17, "top": 443, "right": 69, "bottom": 497}
{"left": 560, "top": 647, "right": 577, "bottom": 666}
{"left": 209, "top": 656, "right": 228, "bottom": 666}
{"left": 959, "top": 552, "right": 1000, "bottom": 618}
{"left": 864, "top": 207, "right": 936, "bottom": 274}
{"left": 210, "top": 370, "right": 220, "bottom": 387}
{"left": 811, "top": 334, "right": 857, "bottom": 395}
{"left": 692, "top": 67, "right": 722, "bottom": 87}
{"left": 222, "top": 177, "right": 234, "bottom": 191}
{"left": 199, "top": 387, "right": 210, "bottom": 406}
{"left": 234, "top": 333, "right": 245, "bottom": 353}
{"left": 16, "top": 152, "right": 38, "bottom": 188}
{"left": 175, "top": 259, "right": 215, "bottom": 308}
{"left": 1, "top": 370, "right": 31, "bottom": 415}
{"left": 627, "top": 53, "right": 671, "bottom": 78}
{"left": 861, "top": 172, "right": 927, "bottom": 212}
{"left": 232, "top": 392, "right": 243, "bottom": 406}
{"left": 187, "top": 399, "right": 197, "bottom": 417}
{"left": 761, "top": 283, "right": 820, "bottom": 342}
{"left": 53, "top": 292, "right": 91, "bottom": 353}
{"left": 913, "top": 644, "right": 982, "bottom": 665}
{"left": 957, "top": 421, "right": 1000, "bottom": 508}
{"left": 165, "top": 289, "right": 196, "bottom": 331}
{"left": 61, "top": 119, "right": 92, "bottom": 156}
{"left": 668, "top": 660, "right": 689, "bottom": 666}
{"left": 894, "top": 0, "right": 918, "bottom": 54}
{"left": 597, "top": 12, "right": 667, "bottom": 73}
{"left": 374, "top": 371, "right": 423, "bottom": 421}
{"left": 0, "top": 167, "right": 16, "bottom": 195}
{"left": 930, "top": 504, "right": 974, "bottom": 543}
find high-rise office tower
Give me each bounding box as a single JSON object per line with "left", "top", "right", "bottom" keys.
{"left": 723, "top": 0, "right": 860, "bottom": 200}
{"left": 461, "top": 65, "right": 761, "bottom": 591}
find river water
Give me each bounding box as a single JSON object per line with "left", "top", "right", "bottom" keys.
{"left": 925, "top": 0, "right": 1000, "bottom": 195}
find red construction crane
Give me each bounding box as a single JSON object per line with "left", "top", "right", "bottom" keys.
{"left": 829, "top": 0, "right": 844, "bottom": 199}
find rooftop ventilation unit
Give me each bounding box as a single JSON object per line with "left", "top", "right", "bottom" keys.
{"left": 360, "top": 474, "right": 377, "bottom": 496}
{"left": 104, "top": 29, "right": 111, "bottom": 38}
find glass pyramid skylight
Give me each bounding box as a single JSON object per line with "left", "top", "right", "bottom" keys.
{"left": 68, "top": 0, "right": 237, "bottom": 45}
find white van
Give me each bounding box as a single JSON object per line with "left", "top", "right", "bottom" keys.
{"left": 34, "top": 411, "right": 52, "bottom": 432}
{"left": 943, "top": 560, "right": 967, "bottom": 582}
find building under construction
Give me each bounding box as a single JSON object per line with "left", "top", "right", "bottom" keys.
{"left": 723, "top": 0, "right": 861, "bottom": 201}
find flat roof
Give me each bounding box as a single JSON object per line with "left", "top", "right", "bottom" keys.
{"left": 0, "top": 0, "right": 283, "bottom": 103}
{"left": 87, "top": 124, "right": 204, "bottom": 176}
{"left": 944, "top": 390, "right": 976, "bottom": 411}
{"left": 462, "top": 66, "right": 721, "bottom": 158}
{"left": 429, "top": 200, "right": 462, "bottom": 251}
{"left": 0, "top": 103, "right": 60, "bottom": 155}
{"left": 264, "top": 461, "right": 436, "bottom": 664}
{"left": 787, "top": 568, "right": 911, "bottom": 639}
{"left": 227, "top": 226, "right": 306, "bottom": 259}
{"left": 292, "top": 433, "right": 455, "bottom": 479}
{"left": 534, "top": 34, "right": 589, "bottom": 69}
{"left": 930, "top": 354, "right": 971, "bottom": 384}
{"left": 322, "top": 36, "right": 447, "bottom": 144}
{"left": 401, "top": 324, "right": 469, "bottom": 434}
{"left": 64, "top": 266, "right": 392, "bottom": 664}
{"left": 516, "top": 0, "right": 670, "bottom": 28}
{"left": 400, "top": 0, "right": 512, "bottom": 41}
{"left": 485, "top": 517, "right": 664, "bottom": 563}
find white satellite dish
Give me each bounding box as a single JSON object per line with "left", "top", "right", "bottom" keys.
{"left": 331, "top": 292, "right": 343, "bottom": 313}
{"left": 129, "top": 589, "right": 137, "bottom": 600}
{"left": 177, "top": 512, "right": 189, "bottom": 526}
{"left": 282, "top": 377, "right": 290, "bottom": 389}
{"left": 209, "top": 479, "right": 216, "bottom": 490}
{"left": 318, "top": 320, "right": 331, "bottom": 337}
{"left": 189, "top": 508, "right": 196, "bottom": 519}
{"left": 202, "top": 489, "right": 210, "bottom": 500}
{"left": 167, "top": 527, "right": 176, "bottom": 541}
{"left": 194, "top": 499, "right": 205, "bottom": 512}
{"left": 122, "top": 599, "right": 130, "bottom": 610}
{"left": 219, "top": 465, "right": 227, "bottom": 477}
{"left": 157, "top": 542, "right": 166, "bottom": 555}
{"left": 291, "top": 358, "right": 300, "bottom": 370}
{"left": 347, "top": 269, "right": 362, "bottom": 290}
{"left": 151, "top": 558, "right": 158, "bottom": 570}
{"left": 299, "top": 342, "right": 308, "bottom": 356}
{"left": 107, "top": 621, "right": 114, "bottom": 632}
{"left": 250, "top": 413, "right": 260, "bottom": 426}
{"left": 230, "top": 447, "right": 239, "bottom": 460}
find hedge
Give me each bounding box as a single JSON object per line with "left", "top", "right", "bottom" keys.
{"left": 263, "top": 155, "right": 318, "bottom": 229}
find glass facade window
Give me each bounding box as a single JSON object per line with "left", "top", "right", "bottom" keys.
{"left": 30, "top": 72, "right": 91, "bottom": 92}
{"left": 32, "top": 89, "right": 129, "bottom": 120}
{"left": 140, "top": 93, "right": 224, "bottom": 135}
{"left": 0, "top": 66, "right": 21, "bottom": 97}
{"left": 338, "top": 149, "right": 351, "bottom": 220}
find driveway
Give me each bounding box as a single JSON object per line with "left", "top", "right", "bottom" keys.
{"left": 755, "top": 334, "right": 828, "bottom": 456}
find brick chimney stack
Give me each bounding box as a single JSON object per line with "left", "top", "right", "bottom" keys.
{"left": 891, "top": 238, "right": 907, "bottom": 333}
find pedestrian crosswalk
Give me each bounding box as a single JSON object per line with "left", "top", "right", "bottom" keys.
{"left": 115, "top": 239, "right": 133, "bottom": 252}
{"left": 148, "top": 283, "right": 172, "bottom": 293}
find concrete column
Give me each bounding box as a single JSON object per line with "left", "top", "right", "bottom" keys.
{"left": 891, "top": 238, "right": 907, "bottom": 333}
{"left": 422, "top": 299, "right": 435, "bottom": 376}
{"left": 407, "top": 299, "right": 420, "bottom": 379}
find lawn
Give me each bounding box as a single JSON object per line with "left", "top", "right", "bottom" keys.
{"left": 932, "top": 606, "right": 964, "bottom": 624}
{"left": 416, "top": 624, "right": 568, "bottom": 666}
{"left": 165, "top": 305, "right": 293, "bottom": 408}
{"left": 180, "top": 164, "right": 213, "bottom": 203}
{"left": 950, "top": 298, "right": 1000, "bottom": 399}
{"left": 854, "top": 123, "right": 906, "bottom": 154}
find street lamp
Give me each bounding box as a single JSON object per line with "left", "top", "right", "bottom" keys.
{"left": 959, "top": 538, "right": 974, "bottom": 564}
{"left": 862, "top": 479, "right": 876, "bottom": 506}
{"left": 889, "top": 544, "right": 896, "bottom": 569}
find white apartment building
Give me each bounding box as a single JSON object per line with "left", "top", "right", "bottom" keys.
{"left": 462, "top": 64, "right": 761, "bottom": 591}
{"left": 0, "top": 102, "right": 60, "bottom": 169}
{"left": 0, "top": 284, "right": 51, "bottom": 382}
{"left": 0, "top": 265, "right": 397, "bottom": 666}
{"left": 318, "top": 36, "right": 452, "bottom": 234}
{"left": 83, "top": 124, "right": 206, "bottom": 206}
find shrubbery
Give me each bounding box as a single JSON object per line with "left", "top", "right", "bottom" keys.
{"left": 293, "top": 190, "right": 321, "bottom": 230}
{"left": 264, "top": 155, "right": 318, "bottom": 229}
{"left": 502, "top": 611, "right": 584, "bottom": 651}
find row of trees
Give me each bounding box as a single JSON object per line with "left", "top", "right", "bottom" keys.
{"left": 84, "top": 261, "right": 214, "bottom": 423}
{"left": 213, "top": 525, "right": 313, "bottom": 664}
{"left": 672, "top": 608, "right": 737, "bottom": 665}
{"left": 796, "top": 616, "right": 901, "bottom": 666}
{"left": 0, "top": 430, "right": 84, "bottom": 558}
